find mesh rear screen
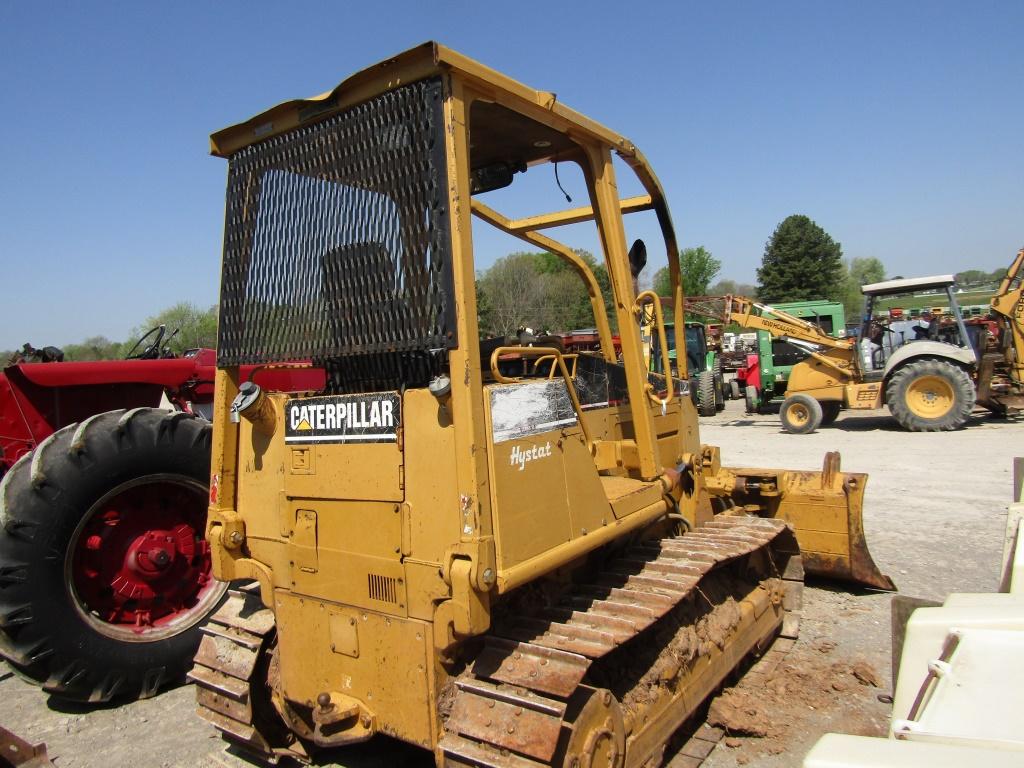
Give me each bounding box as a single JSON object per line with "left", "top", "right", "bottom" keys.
{"left": 217, "top": 77, "right": 455, "bottom": 369}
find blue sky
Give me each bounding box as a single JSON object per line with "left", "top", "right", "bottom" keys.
{"left": 1, "top": 1, "right": 1021, "bottom": 350}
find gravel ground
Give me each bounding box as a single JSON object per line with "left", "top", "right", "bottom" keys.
{"left": 699, "top": 398, "right": 1016, "bottom": 768}
{"left": 0, "top": 399, "right": 1018, "bottom": 767}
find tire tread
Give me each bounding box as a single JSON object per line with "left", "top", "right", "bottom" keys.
{"left": 885, "top": 359, "right": 975, "bottom": 432}
{"left": 0, "top": 407, "right": 218, "bottom": 703}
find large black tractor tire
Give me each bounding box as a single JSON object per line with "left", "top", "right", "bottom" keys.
{"left": 779, "top": 393, "right": 823, "bottom": 434}
{"left": 697, "top": 370, "right": 718, "bottom": 417}
{"left": 885, "top": 359, "right": 975, "bottom": 432}
{"left": 687, "top": 377, "right": 699, "bottom": 407}
{"left": 712, "top": 359, "right": 726, "bottom": 412}
{"left": 820, "top": 400, "right": 842, "bottom": 426}
{"left": 0, "top": 408, "right": 226, "bottom": 703}
{"left": 744, "top": 385, "right": 760, "bottom": 415}
{"left": 730, "top": 379, "right": 741, "bottom": 400}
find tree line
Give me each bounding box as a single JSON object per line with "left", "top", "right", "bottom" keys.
{"left": 474, "top": 220, "right": 891, "bottom": 337}
{"left": 756, "top": 214, "right": 886, "bottom": 320}
{"left": 476, "top": 250, "right": 614, "bottom": 337}
{"left": 3, "top": 222, "right": 1000, "bottom": 363}
{"left": 475, "top": 213, "right": 1011, "bottom": 333}
{"left": 475, "top": 218, "right": 893, "bottom": 336}
{"left": 3, "top": 302, "right": 218, "bottom": 363}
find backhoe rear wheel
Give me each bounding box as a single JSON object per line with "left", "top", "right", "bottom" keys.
{"left": 0, "top": 408, "right": 226, "bottom": 702}
{"left": 780, "top": 394, "right": 823, "bottom": 434}
{"left": 697, "top": 370, "right": 717, "bottom": 416}
{"left": 886, "top": 359, "right": 975, "bottom": 432}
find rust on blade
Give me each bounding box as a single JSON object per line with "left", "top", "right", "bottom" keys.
{"left": 0, "top": 726, "right": 54, "bottom": 768}
{"left": 707, "top": 460, "right": 896, "bottom": 591}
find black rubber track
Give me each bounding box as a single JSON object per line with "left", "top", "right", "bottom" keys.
{"left": 0, "top": 408, "right": 223, "bottom": 702}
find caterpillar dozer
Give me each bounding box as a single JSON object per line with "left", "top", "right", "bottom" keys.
{"left": 191, "top": 43, "right": 892, "bottom": 767}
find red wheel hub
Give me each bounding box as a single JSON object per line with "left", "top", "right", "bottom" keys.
{"left": 71, "top": 480, "right": 214, "bottom": 635}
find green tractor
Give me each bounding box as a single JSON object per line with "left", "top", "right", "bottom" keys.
{"left": 650, "top": 321, "right": 725, "bottom": 416}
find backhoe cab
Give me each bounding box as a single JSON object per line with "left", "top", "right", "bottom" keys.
{"left": 851, "top": 275, "right": 980, "bottom": 431}
{"left": 193, "top": 43, "right": 892, "bottom": 766}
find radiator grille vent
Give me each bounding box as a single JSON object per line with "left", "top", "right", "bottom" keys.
{"left": 367, "top": 573, "right": 398, "bottom": 604}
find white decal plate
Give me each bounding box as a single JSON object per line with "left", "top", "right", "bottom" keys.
{"left": 489, "top": 380, "right": 577, "bottom": 443}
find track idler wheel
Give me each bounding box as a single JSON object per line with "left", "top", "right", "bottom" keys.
{"left": 563, "top": 687, "right": 625, "bottom": 768}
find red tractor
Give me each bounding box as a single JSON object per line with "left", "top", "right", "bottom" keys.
{"left": 0, "top": 326, "right": 322, "bottom": 702}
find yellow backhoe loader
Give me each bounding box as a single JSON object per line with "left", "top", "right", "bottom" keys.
{"left": 978, "top": 247, "right": 1024, "bottom": 415}
{"left": 688, "top": 257, "right": 1024, "bottom": 433}
{"left": 189, "top": 43, "right": 892, "bottom": 767}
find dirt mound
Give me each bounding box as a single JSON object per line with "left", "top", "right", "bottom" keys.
{"left": 707, "top": 648, "right": 884, "bottom": 743}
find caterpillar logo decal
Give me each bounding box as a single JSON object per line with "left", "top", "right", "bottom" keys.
{"left": 285, "top": 393, "right": 400, "bottom": 444}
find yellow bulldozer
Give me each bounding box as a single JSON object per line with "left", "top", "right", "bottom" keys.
{"left": 189, "top": 43, "right": 892, "bottom": 767}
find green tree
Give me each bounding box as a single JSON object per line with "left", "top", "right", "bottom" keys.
{"left": 757, "top": 215, "right": 844, "bottom": 303}
{"left": 651, "top": 267, "right": 669, "bottom": 297}
{"left": 651, "top": 246, "right": 722, "bottom": 297}
{"left": 475, "top": 249, "right": 616, "bottom": 337}
{"left": 708, "top": 278, "right": 758, "bottom": 298}
{"left": 476, "top": 253, "right": 545, "bottom": 337}
{"left": 956, "top": 269, "right": 989, "bottom": 286}
{"left": 63, "top": 336, "right": 125, "bottom": 361}
{"left": 475, "top": 271, "right": 495, "bottom": 333}
{"left": 840, "top": 257, "right": 886, "bottom": 319}
{"left": 956, "top": 268, "right": 1004, "bottom": 287}
{"left": 130, "top": 302, "right": 218, "bottom": 355}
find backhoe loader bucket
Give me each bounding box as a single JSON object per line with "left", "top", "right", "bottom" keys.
{"left": 705, "top": 451, "right": 895, "bottom": 590}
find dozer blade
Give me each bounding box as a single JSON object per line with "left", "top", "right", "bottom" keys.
{"left": 706, "top": 450, "right": 895, "bottom": 591}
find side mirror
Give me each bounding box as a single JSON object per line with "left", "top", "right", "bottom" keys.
{"left": 628, "top": 239, "right": 647, "bottom": 279}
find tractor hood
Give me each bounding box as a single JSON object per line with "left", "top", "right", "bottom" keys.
{"left": 8, "top": 358, "right": 205, "bottom": 389}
